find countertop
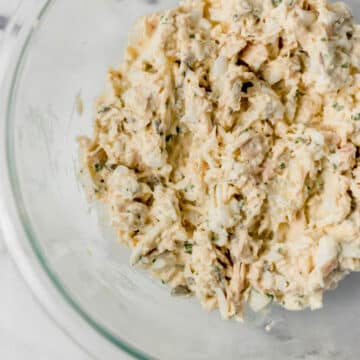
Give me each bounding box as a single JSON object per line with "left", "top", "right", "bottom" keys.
{"left": 0, "top": 236, "right": 92, "bottom": 360}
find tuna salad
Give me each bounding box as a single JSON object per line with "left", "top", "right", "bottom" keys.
{"left": 79, "top": 0, "right": 360, "bottom": 320}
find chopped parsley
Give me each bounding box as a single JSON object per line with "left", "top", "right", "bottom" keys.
{"left": 306, "top": 184, "right": 312, "bottom": 195}
{"left": 272, "top": 0, "right": 282, "bottom": 5}
{"left": 210, "top": 233, "right": 219, "bottom": 242}
{"left": 213, "top": 266, "right": 224, "bottom": 282}
{"left": 98, "top": 106, "right": 111, "bottom": 114}
{"left": 279, "top": 162, "right": 286, "bottom": 169}
{"left": 184, "top": 242, "right": 193, "bottom": 255}
{"left": 341, "top": 63, "right": 349, "bottom": 69}
{"left": 295, "top": 89, "right": 303, "bottom": 99}
{"left": 160, "top": 16, "right": 170, "bottom": 24}
{"left": 320, "top": 37, "right": 327, "bottom": 42}
{"left": 332, "top": 102, "right": 344, "bottom": 111}
{"left": 189, "top": 33, "right": 196, "bottom": 39}
{"left": 171, "top": 285, "right": 191, "bottom": 296}
{"left": 308, "top": 177, "right": 324, "bottom": 194}
{"left": 351, "top": 113, "right": 360, "bottom": 121}
{"left": 295, "top": 137, "right": 306, "bottom": 144}
{"left": 239, "top": 200, "right": 245, "bottom": 210}
{"left": 316, "top": 178, "right": 324, "bottom": 188}
{"left": 94, "top": 163, "right": 102, "bottom": 172}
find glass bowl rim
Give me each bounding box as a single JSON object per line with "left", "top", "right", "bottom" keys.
{"left": 1, "top": 0, "right": 152, "bottom": 359}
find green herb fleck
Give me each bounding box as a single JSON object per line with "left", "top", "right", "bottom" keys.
{"left": 272, "top": 0, "right": 282, "bottom": 5}
{"left": 341, "top": 63, "right": 349, "bottom": 69}
{"left": 295, "top": 137, "right": 306, "bottom": 144}
{"left": 332, "top": 102, "right": 344, "bottom": 111}
{"left": 279, "top": 162, "right": 286, "bottom": 170}
{"left": 184, "top": 242, "right": 193, "bottom": 255}
{"left": 210, "top": 233, "right": 219, "bottom": 242}
{"left": 335, "top": 17, "right": 344, "bottom": 26}
{"left": 160, "top": 16, "right": 169, "bottom": 24}
{"left": 315, "top": 178, "right": 324, "bottom": 191}
{"left": 98, "top": 106, "right": 111, "bottom": 114}
{"left": 295, "top": 89, "right": 303, "bottom": 99}
{"left": 189, "top": 34, "right": 196, "bottom": 39}
{"left": 351, "top": 113, "right": 360, "bottom": 121}
{"left": 320, "top": 37, "right": 327, "bottom": 42}
{"left": 239, "top": 200, "right": 245, "bottom": 210}
{"left": 184, "top": 184, "right": 194, "bottom": 193}
{"left": 94, "top": 163, "right": 102, "bottom": 172}
{"left": 161, "top": 280, "right": 166, "bottom": 284}
{"left": 171, "top": 285, "right": 191, "bottom": 296}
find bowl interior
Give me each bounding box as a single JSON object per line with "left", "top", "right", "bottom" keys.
{"left": 7, "top": 0, "right": 360, "bottom": 358}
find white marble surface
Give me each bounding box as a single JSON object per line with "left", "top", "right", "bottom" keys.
{"left": 0, "top": 238, "right": 92, "bottom": 360}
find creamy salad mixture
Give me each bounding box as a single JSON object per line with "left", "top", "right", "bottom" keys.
{"left": 79, "top": 0, "right": 360, "bottom": 320}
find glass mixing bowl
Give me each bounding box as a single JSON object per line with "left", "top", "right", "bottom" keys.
{"left": 1, "top": 0, "right": 360, "bottom": 359}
